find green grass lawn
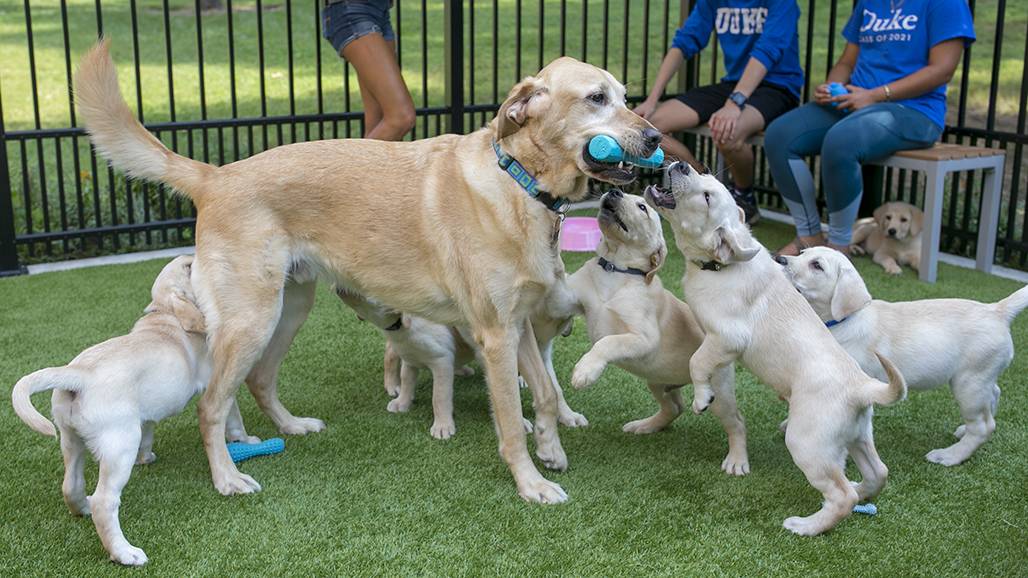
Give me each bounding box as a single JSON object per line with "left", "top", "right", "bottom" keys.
{"left": 1, "top": 218, "right": 1025, "bottom": 575}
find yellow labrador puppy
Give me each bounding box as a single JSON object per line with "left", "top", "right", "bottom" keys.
{"left": 11, "top": 256, "right": 255, "bottom": 566}
{"left": 850, "top": 201, "right": 924, "bottom": 275}
{"left": 646, "top": 163, "right": 907, "bottom": 536}
{"left": 779, "top": 246, "right": 1028, "bottom": 465}
{"left": 75, "top": 40, "right": 659, "bottom": 503}
{"left": 564, "top": 190, "right": 749, "bottom": 475}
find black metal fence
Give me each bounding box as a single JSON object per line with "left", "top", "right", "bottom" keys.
{"left": 0, "top": 0, "right": 1024, "bottom": 275}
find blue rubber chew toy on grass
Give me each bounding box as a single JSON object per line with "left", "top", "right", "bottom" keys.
{"left": 852, "top": 503, "right": 878, "bottom": 516}
{"left": 227, "top": 437, "right": 285, "bottom": 463}
{"left": 588, "top": 135, "right": 665, "bottom": 169}
{"left": 828, "top": 82, "right": 849, "bottom": 108}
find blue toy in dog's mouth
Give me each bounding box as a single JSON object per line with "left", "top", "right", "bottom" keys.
{"left": 587, "top": 135, "right": 665, "bottom": 169}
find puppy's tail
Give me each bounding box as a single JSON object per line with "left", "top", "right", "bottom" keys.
{"left": 75, "top": 38, "right": 213, "bottom": 207}
{"left": 860, "top": 352, "right": 907, "bottom": 407}
{"left": 11, "top": 367, "right": 88, "bottom": 438}
{"left": 994, "top": 285, "right": 1028, "bottom": 326}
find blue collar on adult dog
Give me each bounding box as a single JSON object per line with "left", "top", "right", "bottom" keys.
{"left": 493, "top": 140, "right": 570, "bottom": 214}
{"left": 825, "top": 317, "right": 848, "bottom": 328}
{"left": 597, "top": 257, "right": 649, "bottom": 277}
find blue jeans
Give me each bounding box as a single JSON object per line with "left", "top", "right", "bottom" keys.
{"left": 322, "top": 0, "right": 396, "bottom": 55}
{"left": 764, "top": 102, "right": 942, "bottom": 245}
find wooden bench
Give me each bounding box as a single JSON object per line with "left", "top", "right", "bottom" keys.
{"left": 683, "top": 126, "right": 1006, "bottom": 283}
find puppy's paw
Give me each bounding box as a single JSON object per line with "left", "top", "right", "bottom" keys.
{"left": 884, "top": 263, "right": 903, "bottom": 275}
{"left": 721, "top": 452, "right": 750, "bottom": 476}
{"left": 517, "top": 477, "right": 568, "bottom": 505}
{"left": 455, "top": 365, "right": 475, "bottom": 377}
{"left": 559, "top": 410, "right": 589, "bottom": 428}
{"left": 430, "top": 420, "right": 456, "bottom": 440}
{"left": 517, "top": 375, "right": 528, "bottom": 389}
{"left": 783, "top": 515, "right": 824, "bottom": 537}
{"left": 384, "top": 383, "right": 400, "bottom": 397}
{"left": 536, "top": 443, "right": 569, "bottom": 472}
{"left": 278, "top": 417, "right": 326, "bottom": 435}
{"left": 571, "top": 355, "right": 605, "bottom": 389}
{"left": 925, "top": 447, "right": 967, "bottom": 467}
{"left": 953, "top": 424, "right": 966, "bottom": 439}
{"left": 849, "top": 244, "right": 866, "bottom": 256}
{"left": 213, "top": 470, "right": 262, "bottom": 496}
{"left": 109, "top": 544, "right": 148, "bottom": 566}
{"left": 226, "top": 433, "right": 262, "bottom": 445}
{"left": 691, "top": 387, "right": 715, "bottom": 415}
{"left": 522, "top": 418, "right": 534, "bottom": 433}
{"left": 65, "top": 495, "right": 91, "bottom": 517}
{"left": 386, "top": 398, "right": 412, "bottom": 413}
{"left": 135, "top": 451, "right": 157, "bottom": 465}
{"left": 622, "top": 416, "right": 667, "bottom": 434}
{"left": 778, "top": 418, "right": 790, "bottom": 434}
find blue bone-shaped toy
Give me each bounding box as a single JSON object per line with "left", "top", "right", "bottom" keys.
{"left": 227, "top": 437, "right": 285, "bottom": 463}
{"left": 588, "top": 135, "right": 665, "bottom": 169}
{"left": 852, "top": 503, "right": 878, "bottom": 516}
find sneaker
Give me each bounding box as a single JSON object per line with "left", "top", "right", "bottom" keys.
{"left": 731, "top": 187, "right": 761, "bottom": 226}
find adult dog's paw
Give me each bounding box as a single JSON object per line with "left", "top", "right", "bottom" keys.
{"left": 925, "top": 447, "right": 967, "bottom": 466}
{"left": 721, "top": 452, "right": 750, "bottom": 476}
{"left": 135, "top": 451, "right": 157, "bottom": 465}
{"left": 571, "top": 355, "right": 605, "bottom": 389}
{"left": 213, "top": 470, "right": 262, "bottom": 496}
{"left": 559, "top": 409, "right": 589, "bottom": 428}
{"left": 622, "top": 416, "right": 666, "bottom": 434}
{"left": 279, "top": 416, "right": 326, "bottom": 435}
{"left": 518, "top": 477, "right": 569, "bottom": 505}
{"left": 386, "top": 398, "right": 412, "bottom": 413}
{"left": 109, "top": 544, "right": 148, "bottom": 566}
{"left": 430, "top": 420, "right": 456, "bottom": 440}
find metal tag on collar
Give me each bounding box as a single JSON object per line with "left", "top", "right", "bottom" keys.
{"left": 700, "top": 260, "right": 722, "bottom": 272}
{"left": 603, "top": 260, "right": 616, "bottom": 272}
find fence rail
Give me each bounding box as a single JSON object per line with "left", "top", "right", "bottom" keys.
{"left": 0, "top": 0, "right": 1025, "bottom": 275}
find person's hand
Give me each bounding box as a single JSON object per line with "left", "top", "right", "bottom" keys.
{"left": 634, "top": 98, "right": 658, "bottom": 120}
{"left": 814, "top": 83, "right": 832, "bottom": 105}
{"left": 709, "top": 103, "right": 742, "bottom": 144}
{"left": 834, "top": 85, "right": 883, "bottom": 112}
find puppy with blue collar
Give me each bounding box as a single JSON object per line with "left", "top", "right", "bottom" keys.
{"left": 564, "top": 190, "right": 750, "bottom": 476}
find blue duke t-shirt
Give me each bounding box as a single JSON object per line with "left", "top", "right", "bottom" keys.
{"left": 843, "top": 0, "right": 975, "bottom": 128}
{"left": 672, "top": 0, "right": 804, "bottom": 98}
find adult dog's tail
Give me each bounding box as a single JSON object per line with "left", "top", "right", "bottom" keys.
{"left": 75, "top": 38, "right": 213, "bottom": 206}
{"left": 994, "top": 285, "right": 1028, "bottom": 326}
{"left": 859, "top": 352, "right": 907, "bottom": 407}
{"left": 11, "top": 367, "right": 88, "bottom": 438}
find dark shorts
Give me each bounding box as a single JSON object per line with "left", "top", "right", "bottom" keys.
{"left": 322, "top": 0, "right": 395, "bottom": 55}
{"left": 676, "top": 81, "right": 798, "bottom": 126}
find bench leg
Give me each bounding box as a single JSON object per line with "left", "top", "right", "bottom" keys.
{"left": 920, "top": 165, "right": 947, "bottom": 283}
{"left": 975, "top": 161, "right": 1003, "bottom": 274}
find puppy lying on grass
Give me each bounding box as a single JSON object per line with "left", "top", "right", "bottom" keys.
{"left": 11, "top": 256, "right": 257, "bottom": 566}
{"left": 647, "top": 163, "right": 907, "bottom": 536}
{"left": 780, "top": 246, "right": 1028, "bottom": 465}
{"left": 337, "top": 290, "right": 586, "bottom": 439}
{"left": 563, "top": 189, "right": 750, "bottom": 475}
{"left": 850, "top": 201, "right": 924, "bottom": 275}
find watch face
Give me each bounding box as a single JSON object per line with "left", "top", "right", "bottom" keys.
{"left": 730, "top": 92, "right": 746, "bottom": 107}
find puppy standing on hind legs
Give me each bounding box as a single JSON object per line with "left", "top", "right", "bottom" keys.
{"left": 647, "top": 162, "right": 906, "bottom": 535}
{"left": 10, "top": 257, "right": 256, "bottom": 566}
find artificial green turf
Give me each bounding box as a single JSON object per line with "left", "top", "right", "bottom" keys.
{"left": 1, "top": 218, "right": 1026, "bottom": 576}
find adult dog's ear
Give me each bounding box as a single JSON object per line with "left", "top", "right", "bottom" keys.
{"left": 873, "top": 204, "right": 888, "bottom": 227}
{"left": 645, "top": 245, "right": 666, "bottom": 284}
{"left": 171, "top": 293, "right": 206, "bottom": 334}
{"left": 909, "top": 205, "right": 924, "bottom": 236}
{"left": 713, "top": 225, "right": 760, "bottom": 264}
{"left": 830, "top": 266, "right": 872, "bottom": 321}
{"left": 495, "top": 77, "right": 549, "bottom": 139}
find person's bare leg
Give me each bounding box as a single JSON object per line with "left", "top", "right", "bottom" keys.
{"left": 342, "top": 34, "right": 415, "bottom": 141}
{"left": 717, "top": 107, "right": 765, "bottom": 190}
{"left": 649, "top": 99, "right": 704, "bottom": 170}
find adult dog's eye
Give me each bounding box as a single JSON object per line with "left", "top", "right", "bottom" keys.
{"left": 811, "top": 260, "right": 823, "bottom": 271}
{"left": 637, "top": 203, "right": 647, "bottom": 213}
{"left": 588, "top": 92, "right": 606, "bottom": 104}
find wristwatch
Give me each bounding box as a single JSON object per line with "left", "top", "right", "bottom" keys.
{"left": 728, "top": 91, "right": 748, "bottom": 110}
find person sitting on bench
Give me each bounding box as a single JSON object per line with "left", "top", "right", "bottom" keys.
{"left": 764, "top": 0, "right": 975, "bottom": 256}
{"left": 635, "top": 0, "right": 804, "bottom": 225}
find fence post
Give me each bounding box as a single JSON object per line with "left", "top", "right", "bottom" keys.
{"left": 677, "top": 0, "right": 697, "bottom": 153}
{"left": 0, "top": 118, "right": 25, "bottom": 277}
{"left": 444, "top": 0, "right": 465, "bottom": 135}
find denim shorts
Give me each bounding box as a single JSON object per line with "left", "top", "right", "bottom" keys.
{"left": 322, "top": 0, "right": 395, "bottom": 55}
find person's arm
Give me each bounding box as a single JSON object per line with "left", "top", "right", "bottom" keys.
{"left": 835, "top": 38, "right": 965, "bottom": 111}
{"left": 635, "top": 1, "right": 715, "bottom": 119}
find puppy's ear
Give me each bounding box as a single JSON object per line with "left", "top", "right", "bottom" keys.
{"left": 714, "top": 225, "right": 760, "bottom": 263}
{"left": 830, "top": 266, "right": 872, "bottom": 321}
{"left": 495, "top": 77, "right": 549, "bottom": 139}
{"left": 909, "top": 205, "right": 924, "bottom": 237}
{"left": 873, "top": 204, "right": 888, "bottom": 227}
{"left": 171, "top": 293, "right": 206, "bottom": 334}
{"left": 645, "top": 245, "right": 666, "bottom": 284}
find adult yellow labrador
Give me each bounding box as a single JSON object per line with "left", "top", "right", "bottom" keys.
{"left": 74, "top": 40, "right": 659, "bottom": 504}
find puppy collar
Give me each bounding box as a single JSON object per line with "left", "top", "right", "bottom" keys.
{"left": 597, "top": 257, "right": 649, "bottom": 277}
{"left": 383, "top": 316, "right": 404, "bottom": 331}
{"left": 493, "top": 140, "right": 570, "bottom": 214}
{"left": 825, "top": 317, "right": 848, "bottom": 328}
{"left": 694, "top": 259, "right": 724, "bottom": 272}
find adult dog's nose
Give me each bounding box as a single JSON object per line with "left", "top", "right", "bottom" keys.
{"left": 774, "top": 255, "right": 788, "bottom": 266}
{"left": 888, "top": 228, "right": 897, "bottom": 236}
{"left": 641, "top": 128, "right": 662, "bottom": 153}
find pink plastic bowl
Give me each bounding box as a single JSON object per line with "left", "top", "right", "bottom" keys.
{"left": 560, "top": 217, "right": 602, "bottom": 252}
